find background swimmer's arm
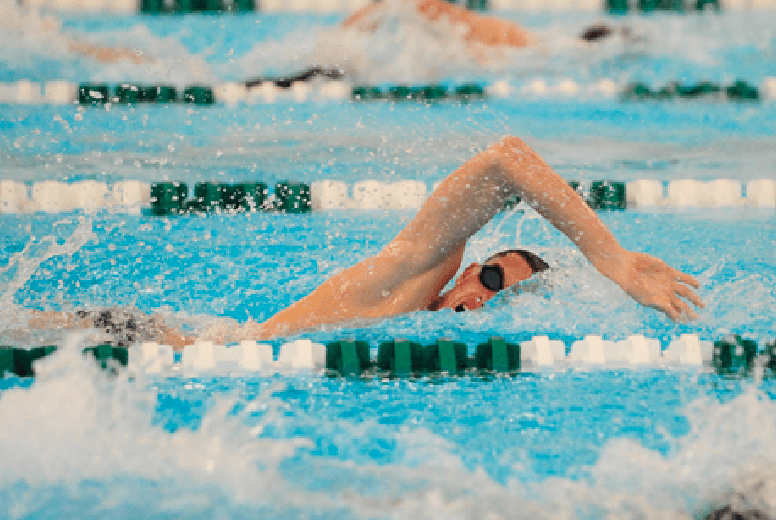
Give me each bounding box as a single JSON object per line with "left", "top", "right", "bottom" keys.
{"left": 67, "top": 41, "right": 149, "bottom": 65}
{"left": 342, "top": 0, "right": 382, "bottom": 30}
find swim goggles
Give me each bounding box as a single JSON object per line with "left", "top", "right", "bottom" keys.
{"left": 479, "top": 264, "right": 505, "bottom": 292}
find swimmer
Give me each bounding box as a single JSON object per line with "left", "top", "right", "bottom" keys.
{"left": 22, "top": 137, "right": 704, "bottom": 347}
{"left": 344, "top": 0, "right": 630, "bottom": 48}
{"left": 0, "top": 5, "right": 151, "bottom": 65}
{"left": 204, "top": 136, "right": 703, "bottom": 343}
{"left": 245, "top": 0, "right": 634, "bottom": 89}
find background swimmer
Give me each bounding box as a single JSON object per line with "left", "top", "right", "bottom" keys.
{"left": 0, "top": 5, "right": 151, "bottom": 65}
{"left": 243, "top": 0, "right": 638, "bottom": 88}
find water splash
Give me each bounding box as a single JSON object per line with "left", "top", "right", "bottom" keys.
{"left": 0, "top": 217, "right": 95, "bottom": 331}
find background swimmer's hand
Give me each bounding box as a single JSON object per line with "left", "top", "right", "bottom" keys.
{"left": 606, "top": 251, "right": 704, "bottom": 321}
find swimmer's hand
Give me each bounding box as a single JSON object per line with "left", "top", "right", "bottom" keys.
{"left": 603, "top": 250, "right": 704, "bottom": 321}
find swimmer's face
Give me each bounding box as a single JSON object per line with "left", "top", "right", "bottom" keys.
{"left": 435, "top": 251, "right": 539, "bottom": 312}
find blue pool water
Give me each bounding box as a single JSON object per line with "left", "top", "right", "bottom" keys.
{"left": 2, "top": 4, "right": 776, "bottom": 519}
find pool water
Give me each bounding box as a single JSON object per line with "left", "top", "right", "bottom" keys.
{"left": 1, "top": 4, "right": 776, "bottom": 519}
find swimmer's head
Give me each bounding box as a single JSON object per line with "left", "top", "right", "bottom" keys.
{"left": 579, "top": 24, "right": 633, "bottom": 43}
{"left": 431, "top": 249, "right": 549, "bottom": 312}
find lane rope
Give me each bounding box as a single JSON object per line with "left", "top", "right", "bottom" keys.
{"left": 2, "top": 178, "right": 776, "bottom": 215}
{"left": 1, "top": 334, "right": 771, "bottom": 378}
{"left": 1, "top": 78, "right": 774, "bottom": 105}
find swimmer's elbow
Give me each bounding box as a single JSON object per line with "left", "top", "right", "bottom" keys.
{"left": 496, "top": 136, "right": 529, "bottom": 154}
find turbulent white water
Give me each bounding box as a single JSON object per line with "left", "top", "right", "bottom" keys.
{"left": 1, "top": 346, "right": 776, "bottom": 519}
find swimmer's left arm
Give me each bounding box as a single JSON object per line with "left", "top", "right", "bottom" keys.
{"left": 489, "top": 137, "right": 704, "bottom": 320}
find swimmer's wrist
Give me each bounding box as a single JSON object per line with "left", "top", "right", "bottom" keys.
{"left": 586, "top": 244, "right": 629, "bottom": 280}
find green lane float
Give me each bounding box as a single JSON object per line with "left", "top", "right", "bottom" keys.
{"left": 590, "top": 181, "right": 626, "bottom": 210}
{"left": 1, "top": 345, "right": 129, "bottom": 378}
{"left": 351, "top": 86, "right": 383, "bottom": 101}
{"left": 78, "top": 84, "right": 109, "bottom": 105}
{"left": 388, "top": 85, "right": 414, "bottom": 101}
{"left": 566, "top": 180, "right": 626, "bottom": 210}
{"left": 149, "top": 181, "right": 307, "bottom": 216}
{"left": 150, "top": 182, "right": 188, "bottom": 216}
{"left": 115, "top": 84, "right": 178, "bottom": 104}
{"left": 726, "top": 80, "right": 759, "bottom": 101}
{"left": 0, "top": 348, "right": 12, "bottom": 376}
{"left": 424, "top": 339, "right": 468, "bottom": 375}
{"left": 454, "top": 83, "right": 485, "bottom": 100}
{"left": 275, "top": 182, "right": 312, "bottom": 214}
{"left": 377, "top": 339, "right": 424, "bottom": 376}
{"left": 183, "top": 86, "right": 215, "bottom": 105}
{"left": 418, "top": 84, "right": 447, "bottom": 101}
{"left": 639, "top": 0, "right": 685, "bottom": 12}
{"left": 695, "top": 0, "right": 721, "bottom": 10}
{"left": 76, "top": 83, "right": 194, "bottom": 105}
{"left": 767, "top": 340, "right": 776, "bottom": 372}
{"left": 115, "top": 83, "right": 141, "bottom": 104}
{"left": 622, "top": 80, "right": 758, "bottom": 102}
{"left": 325, "top": 340, "right": 371, "bottom": 376}
{"left": 351, "top": 83, "right": 488, "bottom": 102}
{"left": 0, "top": 346, "right": 56, "bottom": 378}
{"left": 83, "top": 345, "right": 129, "bottom": 370}
{"left": 713, "top": 335, "right": 757, "bottom": 374}
{"left": 235, "top": 182, "right": 268, "bottom": 211}
{"left": 141, "top": 0, "right": 254, "bottom": 13}
{"left": 475, "top": 337, "right": 520, "bottom": 373}
{"left": 192, "top": 182, "right": 227, "bottom": 213}
{"left": 464, "top": 0, "right": 488, "bottom": 11}
{"left": 607, "top": 0, "right": 719, "bottom": 12}
{"left": 143, "top": 85, "right": 178, "bottom": 103}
